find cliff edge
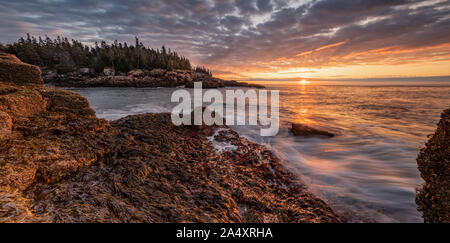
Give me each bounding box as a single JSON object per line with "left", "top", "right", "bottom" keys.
{"left": 416, "top": 107, "right": 450, "bottom": 223}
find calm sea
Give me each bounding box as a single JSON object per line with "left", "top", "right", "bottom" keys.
{"left": 70, "top": 80, "right": 450, "bottom": 222}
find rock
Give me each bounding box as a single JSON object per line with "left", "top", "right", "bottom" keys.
{"left": 0, "top": 111, "right": 11, "bottom": 139}
{"left": 0, "top": 78, "right": 340, "bottom": 223}
{"left": 186, "top": 106, "right": 217, "bottom": 136}
{"left": 43, "top": 71, "right": 57, "bottom": 80}
{"left": 103, "top": 67, "right": 115, "bottom": 76}
{"left": 195, "top": 72, "right": 209, "bottom": 79}
{"left": 164, "top": 71, "right": 179, "bottom": 82}
{"left": 79, "top": 68, "right": 93, "bottom": 75}
{"left": 45, "top": 66, "right": 265, "bottom": 89}
{"left": 40, "top": 88, "right": 96, "bottom": 116}
{"left": 291, "top": 123, "right": 335, "bottom": 137}
{"left": 0, "top": 85, "right": 47, "bottom": 118}
{"left": 0, "top": 85, "right": 18, "bottom": 95}
{"left": 416, "top": 107, "right": 450, "bottom": 223}
{"left": 0, "top": 53, "right": 43, "bottom": 85}
{"left": 223, "top": 80, "right": 265, "bottom": 89}
{"left": 0, "top": 186, "right": 50, "bottom": 223}
{"left": 0, "top": 56, "right": 338, "bottom": 222}
{"left": 22, "top": 113, "right": 340, "bottom": 223}
{"left": 127, "top": 69, "right": 145, "bottom": 77}
{"left": 149, "top": 68, "right": 166, "bottom": 77}
{"left": 0, "top": 77, "right": 113, "bottom": 222}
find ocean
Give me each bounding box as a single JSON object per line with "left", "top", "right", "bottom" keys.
{"left": 70, "top": 80, "right": 450, "bottom": 222}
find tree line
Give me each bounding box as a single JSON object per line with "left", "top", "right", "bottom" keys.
{"left": 0, "top": 34, "right": 211, "bottom": 75}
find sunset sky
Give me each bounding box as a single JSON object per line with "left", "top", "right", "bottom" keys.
{"left": 1, "top": 0, "right": 449, "bottom": 81}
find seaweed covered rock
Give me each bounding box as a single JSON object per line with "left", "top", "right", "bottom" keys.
{"left": 0, "top": 111, "right": 11, "bottom": 139}
{"left": 29, "top": 114, "right": 341, "bottom": 223}
{"left": 0, "top": 53, "right": 43, "bottom": 85}
{"left": 0, "top": 55, "right": 115, "bottom": 221}
{"left": 0, "top": 86, "right": 341, "bottom": 222}
{"left": 40, "top": 88, "right": 95, "bottom": 116}
{"left": 416, "top": 107, "right": 450, "bottom": 223}
{"left": 0, "top": 83, "right": 116, "bottom": 221}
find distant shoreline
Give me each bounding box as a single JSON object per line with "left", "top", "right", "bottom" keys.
{"left": 43, "top": 68, "right": 265, "bottom": 89}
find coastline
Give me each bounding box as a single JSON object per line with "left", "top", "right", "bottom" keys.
{"left": 43, "top": 68, "right": 265, "bottom": 89}
{"left": 0, "top": 53, "right": 341, "bottom": 222}
{"left": 416, "top": 106, "right": 450, "bottom": 223}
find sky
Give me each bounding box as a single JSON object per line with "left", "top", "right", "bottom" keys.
{"left": 0, "top": 0, "right": 449, "bottom": 81}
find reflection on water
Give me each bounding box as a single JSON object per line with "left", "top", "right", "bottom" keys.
{"left": 70, "top": 81, "right": 450, "bottom": 222}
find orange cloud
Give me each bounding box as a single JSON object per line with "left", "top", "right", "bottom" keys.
{"left": 213, "top": 41, "right": 450, "bottom": 81}
{"left": 341, "top": 43, "right": 450, "bottom": 60}
{"left": 315, "top": 41, "right": 347, "bottom": 51}
{"left": 296, "top": 41, "right": 347, "bottom": 57}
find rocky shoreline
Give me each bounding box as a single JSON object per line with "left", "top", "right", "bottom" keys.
{"left": 416, "top": 106, "right": 450, "bottom": 223}
{"left": 43, "top": 68, "right": 264, "bottom": 89}
{"left": 0, "top": 53, "right": 340, "bottom": 222}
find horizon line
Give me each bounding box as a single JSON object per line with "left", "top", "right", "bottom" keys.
{"left": 237, "top": 76, "right": 450, "bottom": 82}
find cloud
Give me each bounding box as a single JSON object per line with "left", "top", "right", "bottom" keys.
{"left": 0, "top": 0, "right": 449, "bottom": 78}
{"left": 257, "top": 0, "right": 273, "bottom": 12}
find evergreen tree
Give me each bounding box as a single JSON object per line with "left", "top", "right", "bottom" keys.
{"left": 4, "top": 34, "right": 194, "bottom": 75}
{"left": 0, "top": 42, "right": 6, "bottom": 53}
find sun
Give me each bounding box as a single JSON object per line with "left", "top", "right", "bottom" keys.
{"left": 298, "top": 80, "right": 309, "bottom": 84}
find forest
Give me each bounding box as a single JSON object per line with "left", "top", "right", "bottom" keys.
{"left": 0, "top": 34, "right": 211, "bottom": 75}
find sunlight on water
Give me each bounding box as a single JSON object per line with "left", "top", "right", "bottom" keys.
{"left": 71, "top": 81, "right": 450, "bottom": 222}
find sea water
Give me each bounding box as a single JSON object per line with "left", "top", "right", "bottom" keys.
{"left": 70, "top": 80, "right": 450, "bottom": 222}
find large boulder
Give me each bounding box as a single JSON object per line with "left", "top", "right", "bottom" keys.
{"left": 40, "top": 88, "right": 95, "bottom": 116}
{"left": 416, "top": 107, "right": 450, "bottom": 222}
{"left": 0, "top": 53, "right": 43, "bottom": 85}
{"left": 291, "top": 123, "right": 335, "bottom": 137}
{"left": 0, "top": 58, "right": 112, "bottom": 221}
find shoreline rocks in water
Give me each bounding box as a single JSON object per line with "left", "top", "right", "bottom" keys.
{"left": 291, "top": 123, "right": 335, "bottom": 137}
{"left": 416, "top": 107, "right": 450, "bottom": 223}
{"left": 0, "top": 54, "right": 340, "bottom": 223}
{"left": 43, "top": 68, "right": 264, "bottom": 89}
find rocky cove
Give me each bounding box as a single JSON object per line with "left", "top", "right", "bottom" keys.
{"left": 0, "top": 53, "right": 341, "bottom": 222}
{"left": 0, "top": 53, "right": 448, "bottom": 223}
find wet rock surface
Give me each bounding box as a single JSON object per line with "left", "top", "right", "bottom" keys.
{"left": 44, "top": 68, "right": 264, "bottom": 89}
{"left": 1, "top": 54, "right": 340, "bottom": 222}
{"left": 416, "top": 107, "right": 450, "bottom": 223}
{"left": 22, "top": 114, "right": 340, "bottom": 223}
{"left": 291, "top": 123, "right": 335, "bottom": 137}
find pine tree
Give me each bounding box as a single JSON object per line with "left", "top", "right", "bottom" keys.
{"left": 4, "top": 34, "right": 196, "bottom": 75}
